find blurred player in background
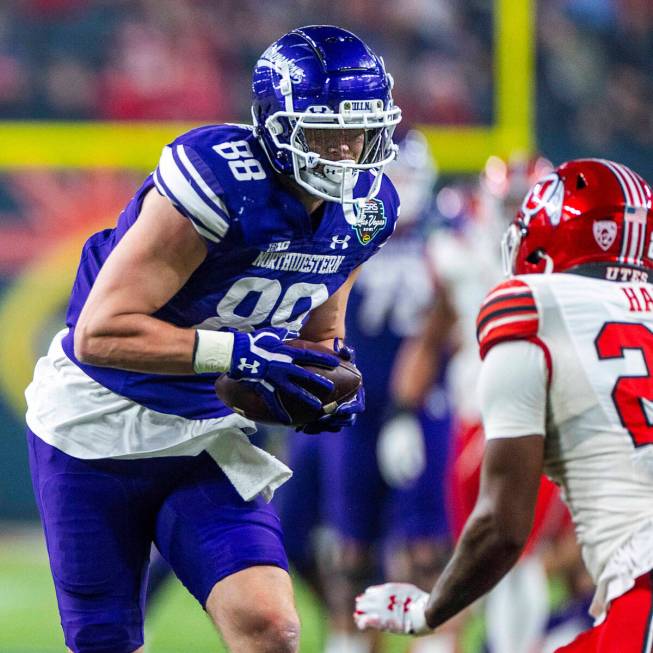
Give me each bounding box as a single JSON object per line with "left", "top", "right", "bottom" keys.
{"left": 24, "top": 26, "right": 400, "bottom": 653}
{"left": 356, "top": 158, "right": 653, "bottom": 653}
{"left": 277, "top": 130, "right": 456, "bottom": 653}
{"left": 390, "top": 154, "right": 576, "bottom": 652}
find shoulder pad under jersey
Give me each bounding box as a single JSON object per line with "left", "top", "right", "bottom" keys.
{"left": 476, "top": 278, "right": 539, "bottom": 360}
{"left": 153, "top": 124, "right": 256, "bottom": 245}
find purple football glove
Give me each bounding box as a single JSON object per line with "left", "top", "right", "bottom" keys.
{"left": 298, "top": 386, "right": 365, "bottom": 434}
{"left": 229, "top": 327, "right": 339, "bottom": 424}
{"left": 297, "top": 339, "right": 365, "bottom": 434}
{"left": 333, "top": 336, "right": 355, "bottom": 362}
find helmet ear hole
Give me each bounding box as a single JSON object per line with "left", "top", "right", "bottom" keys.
{"left": 527, "top": 249, "right": 544, "bottom": 264}
{"left": 576, "top": 173, "right": 587, "bottom": 190}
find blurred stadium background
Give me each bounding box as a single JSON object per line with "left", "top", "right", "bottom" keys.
{"left": 0, "top": 1, "right": 651, "bottom": 651}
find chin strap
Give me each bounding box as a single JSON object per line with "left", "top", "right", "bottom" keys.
{"left": 298, "top": 165, "right": 358, "bottom": 200}
{"left": 541, "top": 252, "right": 555, "bottom": 273}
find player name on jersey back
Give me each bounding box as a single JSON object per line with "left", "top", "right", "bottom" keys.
{"left": 620, "top": 284, "right": 653, "bottom": 312}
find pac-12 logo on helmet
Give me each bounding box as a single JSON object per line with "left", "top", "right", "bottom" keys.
{"left": 251, "top": 25, "right": 401, "bottom": 206}
{"left": 502, "top": 158, "right": 653, "bottom": 277}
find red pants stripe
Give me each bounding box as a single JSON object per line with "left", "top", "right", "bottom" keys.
{"left": 556, "top": 572, "right": 653, "bottom": 652}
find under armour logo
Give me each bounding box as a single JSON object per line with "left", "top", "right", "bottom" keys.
{"left": 237, "top": 358, "right": 261, "bottom": 374}
{"left": 330, "top": 234, "right": 351, "bottom": 250}
{"left": 387, "top": 594, "right": 412, "bottom": 613}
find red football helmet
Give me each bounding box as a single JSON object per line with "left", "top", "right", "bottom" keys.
{"left": 502, "top": 158, "right": 653, "bottom": 276}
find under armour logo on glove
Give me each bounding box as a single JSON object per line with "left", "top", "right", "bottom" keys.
{"left": 237, "top": 359, "right": 261, "bottom": 374}
{"left": 227, "top": 327, "right": 339, "bottom": 424}
{"left": 354, "top": 583, "right": 431, "bottom": 635}
{"left": 387, "top": 594, "right": 409, "bottom": 611}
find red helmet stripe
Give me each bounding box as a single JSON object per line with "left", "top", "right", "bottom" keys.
{"left": 595, "top": 160, "right": 633, "bottom": 263}
{"left": 636, "top": 217, "right": 646, "bottom": 263}
{"left": 620, "top": 218, "right": 632, "bottom": 264}
{"left": 595, "top": 159, "right": 649, "bottom": 265}
{"left": 596, "top": 158, "right": 631, "bottom": 203}
{"left": 617, "top": 163, "right": 650, "bottom": 264}
{"left": 618, "top": 162, "right": 646, "bottom": 206}
{"left": 615, "top": 163, "right": 640, "bottom": 205}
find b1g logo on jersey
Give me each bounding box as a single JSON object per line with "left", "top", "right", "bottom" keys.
{"left": 353, "top": 198, "right": 386, "bottom": 245}
{"left": 593, "top": 219, "right": 617, "bottom": 251}
{"left": 521, "top": 173, "right": 564, "bottom": 226}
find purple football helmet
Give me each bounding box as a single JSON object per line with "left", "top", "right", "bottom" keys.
{"left": 252, "top": 25, "right": 402, "bottom": 205}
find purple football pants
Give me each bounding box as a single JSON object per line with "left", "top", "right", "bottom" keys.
{"left": 27, "top": 428, "right": 288, "bottom": 653}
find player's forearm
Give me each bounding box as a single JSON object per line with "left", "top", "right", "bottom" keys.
{"left": 391, "top": 337, "right": 440, "bottom": 408}
{"left": 391, "top": 293, "right": 455, "bottom": 408}
{"left": 299, "top": 322, "right": 344, "bottom": 345}
{"left": 423, "top": 510, "right": 524, "bottom": 629}
{"left": 74, "top": 313, "right": 198, "bottom": 374}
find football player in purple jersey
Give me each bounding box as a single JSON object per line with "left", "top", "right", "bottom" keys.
{"left": 25, "top": 26, "right": 400, "bottom": 653}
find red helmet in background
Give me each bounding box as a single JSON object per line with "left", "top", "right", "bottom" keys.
{"left": 502, "top": 158, "right": 653, "bottom": 276}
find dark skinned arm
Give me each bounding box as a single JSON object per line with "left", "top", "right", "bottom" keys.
{"left": 424, "top": 434, "right": 544, "bottom": 628}
{"left": 391, "top": 283, "right": 457, "bottom": 408}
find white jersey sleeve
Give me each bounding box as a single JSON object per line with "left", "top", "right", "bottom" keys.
{"left": 153, "top": 143, "right": 230, "bottom": 244}
{"left": 479, "top": 339, "right": 548, "bottom": 440}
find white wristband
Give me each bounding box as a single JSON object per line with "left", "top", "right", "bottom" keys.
{"left": 193, "top": 330, "right": 234, "bottom": 374}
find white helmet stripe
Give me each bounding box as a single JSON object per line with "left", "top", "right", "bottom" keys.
{"left": 638, "top": 212, "right": 647, "bottom": 262}
{"left": 594, "top": 159, "right": 649, "bottom": 265}
{"left": 601, "top": 159, "right": 648, "bottom": 208}
{"left": 616, "top": 165, "right": 644, "bottom": 206}
{"left": 620, "top": 218, "right": 631, "bottom": 264}
{"left": 618, "top": 162, "right": 646, "bottom": 206}
{"left": 612, "top": 162, "right": 648, "bottom": 264}
{"left": 628, "top": 220, "right": 640, "bottom": 263}
{"left": 598, "top": 159, "right": 634, "bottom": 204}
{"left": 614, "top": 163, "right": 639, "bottom": 205}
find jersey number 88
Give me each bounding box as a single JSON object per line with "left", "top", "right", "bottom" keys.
{"left": 213, "top": 140, "right": 267, "bottom": 181}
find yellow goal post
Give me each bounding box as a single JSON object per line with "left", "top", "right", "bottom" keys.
{"left": 0, "top": 0, "right": 534, "bottom": 174}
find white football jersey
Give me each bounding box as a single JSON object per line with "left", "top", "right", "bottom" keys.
{"left": 477, "top": 269, "right": 653, "bottom": 620}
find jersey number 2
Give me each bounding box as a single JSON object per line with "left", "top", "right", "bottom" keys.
{"left": 595, "top": 322, "right": 653, "bottom": 447}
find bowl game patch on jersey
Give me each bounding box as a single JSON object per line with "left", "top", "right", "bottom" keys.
{"left": 353, "top": 198, "right": 387, "bottom": 245}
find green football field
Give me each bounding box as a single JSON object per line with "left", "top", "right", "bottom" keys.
{"left": 0, "top": 527, "right": 487, "bottom": 653}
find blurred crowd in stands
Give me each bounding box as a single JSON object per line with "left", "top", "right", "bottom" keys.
{"left": 0, "top": 0, "right": 651, "bottom": 175}
{"left": 0, "top": 0, "right": 493, "bottom": 124}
